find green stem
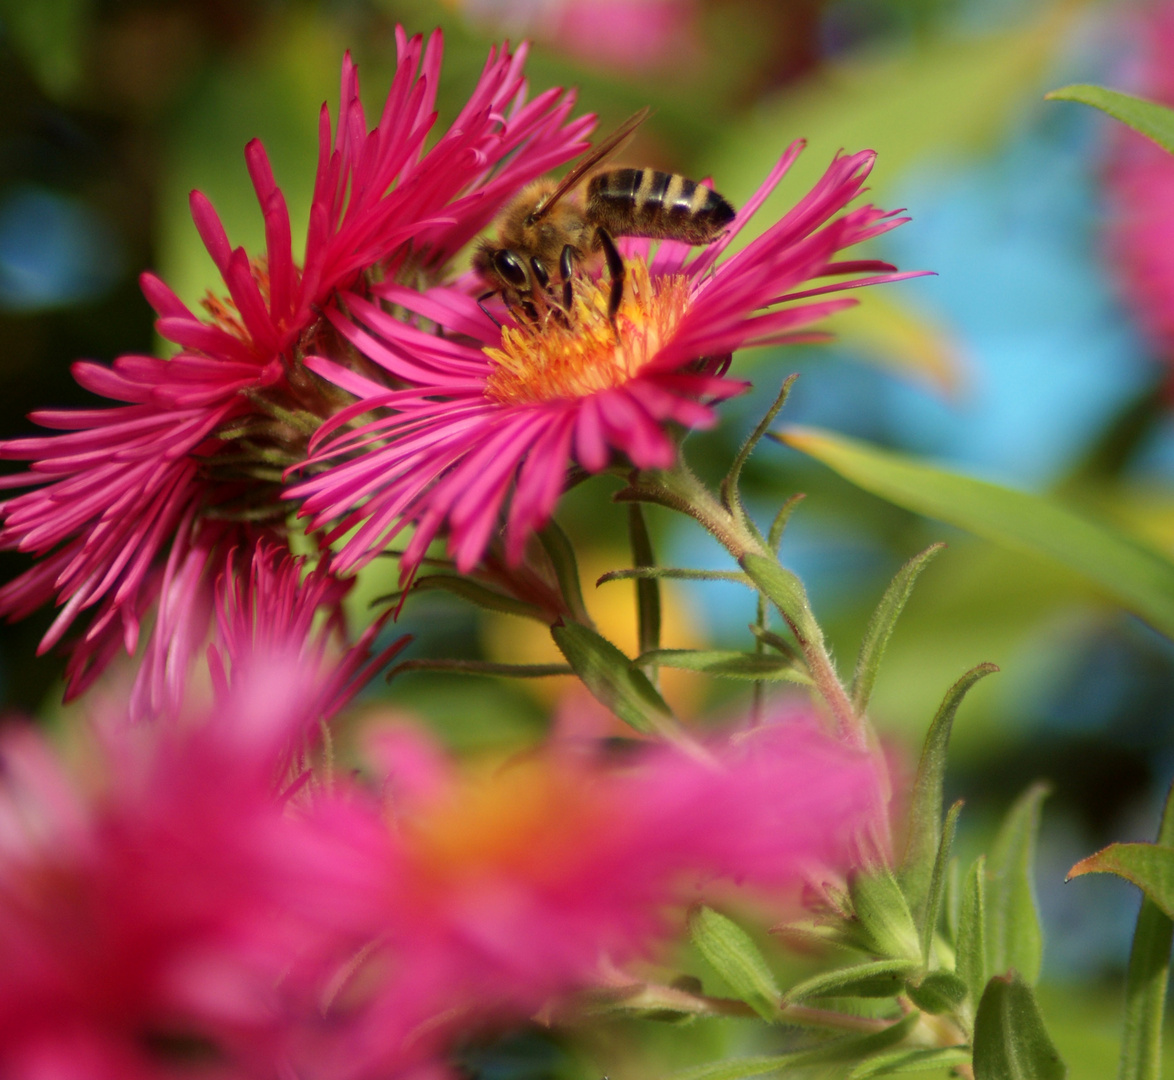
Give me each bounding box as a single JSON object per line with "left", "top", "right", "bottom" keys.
{"left": 629, "top": 459, "right": 863, "bottom": 744}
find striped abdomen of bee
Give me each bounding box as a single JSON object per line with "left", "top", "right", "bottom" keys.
{"left": 585, "top": 168, "right": 736, "bottom": 246}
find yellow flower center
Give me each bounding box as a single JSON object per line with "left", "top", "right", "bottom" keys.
{"left": 406, "top": 759, "right": 607, "bottom": 888}
{"left": 484, "top": 258, "right": 689, "bottom": 405}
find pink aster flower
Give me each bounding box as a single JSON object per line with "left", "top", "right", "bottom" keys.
{"left": 0, "top": 31, "right": 590, "bottom": 696}
{"left": 1104, "top": 3, "right": 1174, "bottom": 377}
{"left": 130, "top": 530, "right": 406, "bottom": 726}
{"left": 312, "top": 709, "right": 885, "bottom": 1079}
{"left": 291, "top": 144, "right": 918, "bottom": 578}
{"left": 0, "top": 662, "right": 377, "bottom": 1080}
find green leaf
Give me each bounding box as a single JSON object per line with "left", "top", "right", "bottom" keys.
{"left": 740, "top": 553, "right": 824, "bottom": 650}
{"left": 634, "top": 648, "right": 810, "bottom": 683}
{"left": 539, "top": 520, "right": 590, "bottom": 623}
{"left": 850, "top": 866, "right": 922, "bottom": 963}
{"left": 383, "top": 574, "right": 546, "bottom": 619}
{"left": 782, "top": 958, "right": 920, "bottom": 1004}
{"left": 671, "top": 1013, "right": 922, "bottom": 1080}
{"left": 597, "top": 568, "right": 753, "bottom": 585}
{"left": 986, "top": 784, "right": 1049, "bottom": 987}
{"left": 1116, "top": 777, "right": 1174, "bottom": 1080}
{"left": 852, "top": 543, "right": 945, "bottom": 715}
{"left": 1068, "top": 844, "right": 1174, "bottom": 920}
{"left": 920, "top": 800, "right": 964, "bottom": 965}
{"left": 906, "top": 969, "right": 969, "bottom": 1015}
{"left": 957, "top": 856, "right": 988, "bottom": 1010}
{"left": 389, "top": 659, "right": 572, "bottom": 680}
{"left": 900, "top": 663, "right": 999, "bottom": 921}
{"left": 847, "top": 1046, "right": 972, "bottom": 1078}
{"left": 722, "top": 375, "right": 799, "bottom": 519}
{"left": 1047, "top": 84, "right": 1174, "bottom": 155}
{"left": 972, "top": 973, "right": 1066, "bottom": 1080}
{"left": 551, "top": 623, "right": 673, "bottom": 735}
{"left": 780, "top": 426, "right": 1174, "bottom": 640}
{"left": 767, "top": 493, "right": 807, "bottom": 554}
{"left": 627, "top": 504, "right": 661, "bottom": 662}
{"left": 688, "top": 905, "right": 781, "bottom": 1021}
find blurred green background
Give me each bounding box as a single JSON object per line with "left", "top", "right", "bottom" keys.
{"left": 1, "top": 0, "right": 1171, "bottom": 1074}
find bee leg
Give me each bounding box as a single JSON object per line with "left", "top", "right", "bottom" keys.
{"left": 476, "top": 290, "right": 503, "bottom": 330}
{"left": 597, "top": 228, "right": 625, "bottom": 324}
{"left": 560, "top": 245, "right": 576, "bottom": 311}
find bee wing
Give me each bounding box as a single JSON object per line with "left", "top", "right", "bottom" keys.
{"left": 531, "top": 106, "right": 652, "bottom": 223}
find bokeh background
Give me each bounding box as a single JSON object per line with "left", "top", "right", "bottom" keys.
{"left": 1, "top": 0, "right": 1172, "bottom": 1074}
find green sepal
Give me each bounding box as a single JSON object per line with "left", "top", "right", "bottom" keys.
{"left": 551, "top": 623, "right": 672, "bottom": 735}
{"left": 375, "top": 574, "right": 547, "bottom": 620}
{"left": 634, "top": 648, "right": 810, "bottom": 683}
{"left": 722, "top": 375, "right": 799, "bottom": 520}
{"left": 972, "top": 972, "right": 1066, "bottom": 1079}
{"left": 850, "top": 866, "right": 922, "bottom": 962}
{"left": 956, "top": 855, "right": 988, "bottom": 1011}
{"left": 985, "top": 783, "right": 1049, "bottom": 986}
{"left": 900, "top": 663, "right": 998, "bottom": 923}
{"left": 906, "top": 969, "right": 969, "bottom": 1015}
{"left": 1047, "top": 84, "right": 1174, "bottom": 155}
{"left": 688, "top": 905, "right": 781, "bottom": 1021}
{"left": 846, "top": 1047, "right": 972, "bottom": 1078}
{"left": 851, "top": 543, "right": 945, "bottom": 714}
{"left": 782, "top": 958, "right": 920, "bottom": 1004}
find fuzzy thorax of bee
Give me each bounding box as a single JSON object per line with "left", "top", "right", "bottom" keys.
{"left": 484, "top": 258, "right": 688, "bottom": 405}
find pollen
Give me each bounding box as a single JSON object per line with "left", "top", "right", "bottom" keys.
{"left": 483, "top": 258, "right": 689, "bottom": 405}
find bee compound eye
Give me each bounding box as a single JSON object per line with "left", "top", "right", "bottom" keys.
{"left": 493, "top": 250, "right": 529, "bottom": 288}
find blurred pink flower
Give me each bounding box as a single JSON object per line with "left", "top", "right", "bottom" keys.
{"left": 457, "top": 0, "right": 702, "bottom": 73}
{"left": 321, "top": 709, "right": 885, "bottom": 1078}
{"left": 0, "top": 664, "right": 375, "bottom": 1080}
{"left": 0, "top": 31, "right": 590, "bottom": 697}
{"left": 1105, "top": 4, "right": 1174, "bottom": 376}
{"left": 130, "top": 531, "right": 405, "bottom": 725}
{"left": 291, "top": 146, "right": 918, "bottom": 579}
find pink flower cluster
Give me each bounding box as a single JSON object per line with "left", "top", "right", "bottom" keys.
{"left": 0, "top": 24, "right": 914, "bottom": 690}
{"left": 0, "top": 682, "right": 884, "bottom": 1080}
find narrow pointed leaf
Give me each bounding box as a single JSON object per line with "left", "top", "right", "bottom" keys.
{"left": 847, "top": 1047, "right": 972, "bottom": 1078}
{"left": 389, "top": 659, "right": 572, "bottom": 679}
{"left": 1068, "top": 844, "right": 1174, "bottom": 919}
{"left": 723, "top": 375, "right": 799, "bottom": 516}
{"left": 986, "top": 784, "right": 1049, "bottom": 986}
{"left": 779, "top": 426, "right": 1174, "bottom": 640}
{"left": 1116, "top": 777, "right": 1174, "bottom": 1080}
{"left": 741, "top": 553, "right": 824, "bottom": 648}
{"left": 782, "top": 958, "right": 920, "bottom": 1004}
{"left": 539, "top": 519, "right": 589, "bottom": 623}
{"left": 635, "top": 648, "right": 811, "bottom": 683}
{"left": 852, "top": 543, "right": 945, "bottom": 714}
{"left": 1046, "top": 84, "right": 1174, "bottom": 155}
{"left": 957, "top": 855, "right": 988, "bottom": 1009}
{"left": 627, "top": 503, "right": 661, "bottom": 663}
{"left": 920, "top": 800, "right": 964, "bottom": 964}
{"left": 900, "top": 664, "right": 998, "bottom": 920}
{"left": 689, "top": 905, "right": 781, "bottom": 1021}
{"left": 672, "top": 1013, "right": 921, "bottom": 1080}
{"left": 768, "top": 492, "right": 807, "bottom": 553}
{"left": 972, "top": 972, "right": 1066, "bottom": 1080}
{"left": 379, "top": 575, "right": 546, "bottom": 619}
{"left": 551, "top": 623, "right": 672, "bottom": 735}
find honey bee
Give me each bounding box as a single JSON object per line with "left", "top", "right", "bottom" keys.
{"left": 474, "top": 107, "right": 736, "bottom": 325}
